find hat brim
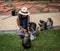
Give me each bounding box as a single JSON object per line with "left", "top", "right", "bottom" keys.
{"left": 19, "top": 11, "right": 30, "bottom": 15}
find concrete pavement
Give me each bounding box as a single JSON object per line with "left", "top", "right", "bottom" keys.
{"left": 0, "top": 12, "right": 60, "bottom": 34}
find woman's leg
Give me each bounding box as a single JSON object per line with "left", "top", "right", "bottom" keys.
{"left": 32, "top": 30, "right": 38, "bottom": 37}
{"left": 29, "top": 30, "right": 38, "bottom": 37}
{"left": 19, "top": 29, "right": 25, "bottom": 39}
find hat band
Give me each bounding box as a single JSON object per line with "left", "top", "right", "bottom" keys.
{"left": 21, "top": 11, "right": 28, "bottom": 14}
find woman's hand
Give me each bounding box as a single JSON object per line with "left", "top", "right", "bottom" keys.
{"left": 20, "top": 26, "right": 27, "bottom": 33}
{"left": 20, "top": 26, "right": 24, "bottom": 30}
{"left": 23, "top": 29, "right": 27, "bottom": 33}
{"left": 28, "top": 30, "right": 31, "bottom": 34}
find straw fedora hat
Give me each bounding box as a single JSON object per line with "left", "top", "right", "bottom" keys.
{"left": 19, "top": 7, "right": 30, "bottom": 15}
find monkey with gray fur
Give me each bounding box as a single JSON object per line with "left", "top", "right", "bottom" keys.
{"left": 46, "top": 18, "right": 53, "bottom": 29}
{"left": 38, "top": 20, "right": 47, "bottom": 31}
{"left": 22, "top": 34, "right": 31, "bottom": 49}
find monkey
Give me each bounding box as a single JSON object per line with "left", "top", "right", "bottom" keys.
{"left": 46, "top": 18, "right": 53, "bottom": 29}
{"left": 11, "top": 8, "right": 16, "bottom": 16}
{"left": 38, "top": 20, "right": 47, "bottom": 31}
{"left": 28, "top": 22, "right": 38, "bottom": 37}
{"left": 22, "top": 34, "right": 31, "bottom": 49}
{"left": 28, "top": 22, "right": 37, "bottom": 31}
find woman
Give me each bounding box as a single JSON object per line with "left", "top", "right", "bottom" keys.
{"left": 17, "top": 7, "right": 30, "bottom": 39}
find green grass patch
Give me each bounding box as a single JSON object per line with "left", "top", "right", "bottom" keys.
{"left": 38, "top": 8, "right": 44, "bottom": 12}
{"left": 6, "top": 3, "right": 13, "bottom": 7}
{"left": 0, "top": 30, "right": 60, "bottom": 51}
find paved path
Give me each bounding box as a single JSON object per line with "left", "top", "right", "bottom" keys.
{"left": 0, "top": 12, "right": 60, "bottom": 34}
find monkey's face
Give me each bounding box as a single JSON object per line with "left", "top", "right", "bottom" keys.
{"left": 23, "top": 34, "right": 30, "bottom": 42}
{"left": 24, "top": 34, "right": 30, "bottom": 39}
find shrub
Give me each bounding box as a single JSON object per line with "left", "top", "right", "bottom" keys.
{"left": 6, "top": 3, "right": 13, "bottom": 7}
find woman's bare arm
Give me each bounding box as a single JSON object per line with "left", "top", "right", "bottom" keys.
{"left": 28, "top": 16, "right": 30, "bottom": 31}
{"left": 28, "top": 16, "right": 30, "bottom": 23}
{"left": 17, "top": 17, "right": 20, "bottom": 29}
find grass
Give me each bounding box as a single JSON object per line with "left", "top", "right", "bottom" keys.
{"left": 0, "top": 29, "right": 60, "bottom": 51}
{"left": 6, "top": 3, "right": 13, "bottom": 7}
{"left": 38, "top": 8, "right": 44, "bottom": 12}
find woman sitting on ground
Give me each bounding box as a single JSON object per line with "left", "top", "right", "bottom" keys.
{"left": 17, "top": 7, "right": 38, "bottom": 40}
